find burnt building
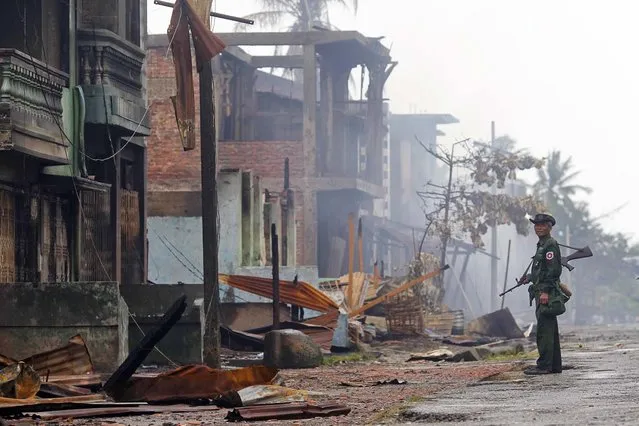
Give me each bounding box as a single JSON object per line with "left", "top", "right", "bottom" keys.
{"left": 0, "top": 0, "right": 149, "bottom": 371}
{"left": 0, "top": 0, "right": 149, "bottom": 285}
{"left": 145, "top": 30, "right": 395, "bottom": 281}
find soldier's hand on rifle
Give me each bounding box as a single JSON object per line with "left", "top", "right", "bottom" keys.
{"left": 540, "top": 292, "right": 549, "bottom": 305}
{"left": 519, "top": 275, "right": 530, "bottom": 284}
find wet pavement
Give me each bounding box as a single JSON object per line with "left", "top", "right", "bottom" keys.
{"left": 400, "top": 324, "right": 639, "bottom": 425}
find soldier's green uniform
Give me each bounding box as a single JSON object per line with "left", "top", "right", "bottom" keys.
{"left": 525, "top": 213, "right": 563, "bottom": 374}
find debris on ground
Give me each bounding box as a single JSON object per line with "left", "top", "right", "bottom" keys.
{"left": 225, "top": 402, "right": 351, "bottom": 422}
{"left": 264, "top": 329, "right": 323, "bottom": 369}
{"left": 466, "top": 308, "right": 525, "bottom": 339}
{"left": 216, "top": 384, "right": 311, "bottom": 407}
{"left": 0, "top": 362, "right": 40, "bottom": 399}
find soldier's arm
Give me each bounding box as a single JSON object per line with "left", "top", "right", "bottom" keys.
{"left": 538, "top": 243, "right": 562, "bottom": 293}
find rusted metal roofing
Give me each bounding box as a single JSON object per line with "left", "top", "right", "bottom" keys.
{"left": 247, "top": 322, "right": 335, "bottom": 351}
{"left": 21, "top": 335, "right": 94, "bottom": 377}
{"left": 25, "top": 404, "right": 221, "bottom": 420}
{"left": 218, "top": 385, "right": 308, "bottom": 408}
{"left": 46, "top": 374, "right": 103, "bottom": 388}
{"left": 219, "top": 274, "right": 340, "bottom": 313}
{"left": 225, "top": 402, "right": 351, "bottom": 421}
{"left": 0, "top": 354, "right": 16, "bottom": 368}
{"left": 114, "top": 364, "right": 279, "bottom": 403}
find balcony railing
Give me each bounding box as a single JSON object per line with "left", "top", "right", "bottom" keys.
{"left": 0, "top": 48, "right": 69, "bottom": 164}
{"left": 77, "top": 29, "right": 150, "bottom": 137}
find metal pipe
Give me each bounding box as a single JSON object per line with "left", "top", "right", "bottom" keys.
{"left": 153, "top": 0, "right": 254, "bottom": 25}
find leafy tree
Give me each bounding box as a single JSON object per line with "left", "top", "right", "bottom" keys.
{"left": 414, "top": 137, "right": 545, "bottom": 305}
{"left": 418, "top": 138, "right": 545, "bottom": 251}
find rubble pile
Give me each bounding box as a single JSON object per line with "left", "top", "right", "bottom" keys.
{"left": 0, "top": 298, "right": 351, "bottom": 423}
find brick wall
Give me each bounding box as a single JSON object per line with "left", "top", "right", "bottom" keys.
{"left": 146, "top": 45, "right": 309, "bottom": 263}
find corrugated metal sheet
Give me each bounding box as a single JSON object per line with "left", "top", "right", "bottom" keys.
{"left": 115, "top": 364, "right": 279, "bottom": 403}
{"left": 0, "top": 394, "right": 106, "bottom": 408}
{"left": 219, "top": 274, "right": 339, "bottom": 313}
{"left": 218, "top": 385, "right": 308, "bottom": 408}
{"left": 247, "top": 322, "right": 335, "bottom": 351}
{"left": 22, "top": 335, "right": 94, "bottom": 377}
{"left": 225, "top": 402, "right": 351, "bottom": 421}
{"left": 25, "top": 404, "right": 221, "bottom": 420}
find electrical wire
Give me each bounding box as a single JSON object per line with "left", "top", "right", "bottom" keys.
{"left": 18, "top": 12, "right": 177, "bottom": 366}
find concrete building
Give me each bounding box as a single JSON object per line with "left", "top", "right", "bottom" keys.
{"left": 0, "top": 0, "right": 150, "bottom": 370}
{"left": 145, "top": 31, "right": 395, "bottom": 280}
{"left": 388, "top": 113, "right": 459, "bottom": 228}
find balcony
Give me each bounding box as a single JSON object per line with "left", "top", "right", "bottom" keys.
{"left": 0, "top": 49, "right": 69, "bottom": 164}
{"left": 77, "top": 29, "right": 150, "bottom": 137}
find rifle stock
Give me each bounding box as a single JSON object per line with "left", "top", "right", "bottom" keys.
{"left": 561, "top": 245, "right": 593, "bottom": 272}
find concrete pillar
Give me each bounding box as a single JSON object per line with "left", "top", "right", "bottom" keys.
{"left": 302, "top": 44, "right": 317, "bottom": 266}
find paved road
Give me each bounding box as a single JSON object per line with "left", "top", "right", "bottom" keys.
{"left": 401, "top": 325, "right": 639, "bottom": 425}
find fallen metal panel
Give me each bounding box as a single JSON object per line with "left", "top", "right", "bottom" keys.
{"left": 0, "top": 394, "right": 106, "bottom": 409}
{"left": 218, "top": 385, "right": 308, "bottom": 408}
{"left": 114, "top": 364, "right": 279, "bottom": 403}
{"left": 38, "top": 382, "right": 93, "bottom": 398}
{"left": 220, "top": 326, "right": 264, "bottom": 352}
{"left": 46, "top": 374, "right": 103, "bottom": 388}
{"left": 304, "top": 311, "right": 339, "bottom": 327}
{"left": 248, "top": 322, "right": 335, "bottom": 351}
{"left": 26, "top": 404, "right": 220, "bottom": 420}
{"left": 0, "top": 362, "right": 41, "bottom": 399}
{"left": 0, "top": 354, "right": 16, "bottom": 369}
{"left": 226, "top": 402, "right": 351, "bottom": 422}
{"left": 219, "top": 274, "right": 339, "bottom": 313}
{"left": 21, "top": 335, "right": 94, "bottom": 377}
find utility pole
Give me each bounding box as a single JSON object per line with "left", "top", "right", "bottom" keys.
{"left": 155, "top": 0, "right": 254, "bottom": 368}
{"left": 197, "top": 0, "right": 221, "bottom": 368}
{"left": 490, "top": 121, "right": 498, "bottom": 312}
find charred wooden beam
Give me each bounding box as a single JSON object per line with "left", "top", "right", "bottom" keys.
{"left": 251, "top": 55, "right": 304, "bottom": 69}
{"left": 103, "top": 295, "right": 187, "bottom": 399}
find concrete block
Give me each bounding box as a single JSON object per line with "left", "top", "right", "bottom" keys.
{"left": 0, "top": 282, "right": 128, "bottom": 372}
{"left": 263, "top": 329, "right": 323, "bottom": 369}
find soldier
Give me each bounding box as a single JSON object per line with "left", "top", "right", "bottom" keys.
{"left": 520, "top": 213, "right": 563, "bottom": 375}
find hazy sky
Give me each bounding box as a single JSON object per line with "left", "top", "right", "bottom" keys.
{"left": 147, "top": 1, "right": 638, "bottom": 241}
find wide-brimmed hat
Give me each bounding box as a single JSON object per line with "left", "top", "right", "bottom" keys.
{"left": 529, "top": 213, "right": 556, "bottom": 226}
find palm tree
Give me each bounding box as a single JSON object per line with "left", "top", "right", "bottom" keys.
{"left": 533, "top": 150, "right": 592, "bottom": 224}
{"left": 236, "top": 0, "right": 357, "bottom": 33}
{"left": 235, "top": 0, "right": 359, "bottom": 84}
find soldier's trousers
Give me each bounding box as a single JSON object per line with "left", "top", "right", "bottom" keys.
{"left": 536, "top": 307, "right": 562, "bottom": 372}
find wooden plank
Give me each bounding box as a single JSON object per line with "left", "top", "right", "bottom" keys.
{"left": 350, "top": 266, "right": 448, "bottom": 317}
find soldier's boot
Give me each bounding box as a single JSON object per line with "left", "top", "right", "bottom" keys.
{"left": 524, "top": 366, "right": 551, "bottom": 375}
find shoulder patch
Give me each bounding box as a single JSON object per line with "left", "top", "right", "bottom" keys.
{"left": 546, "top": 252, "right": 554, "bottom": 260}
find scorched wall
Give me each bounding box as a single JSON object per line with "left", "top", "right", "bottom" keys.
{"left": 146, "top": 45, "right": 308, "bottom": 264}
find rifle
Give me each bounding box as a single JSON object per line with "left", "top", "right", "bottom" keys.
{"left": 499, "top": 245, "right": 593, "bottom": 297}
{"left": 499, "top": 259, "right": 533, "bottom": 297}
{"left": 558, "top": 244, "right": 593, "bottom": 271}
